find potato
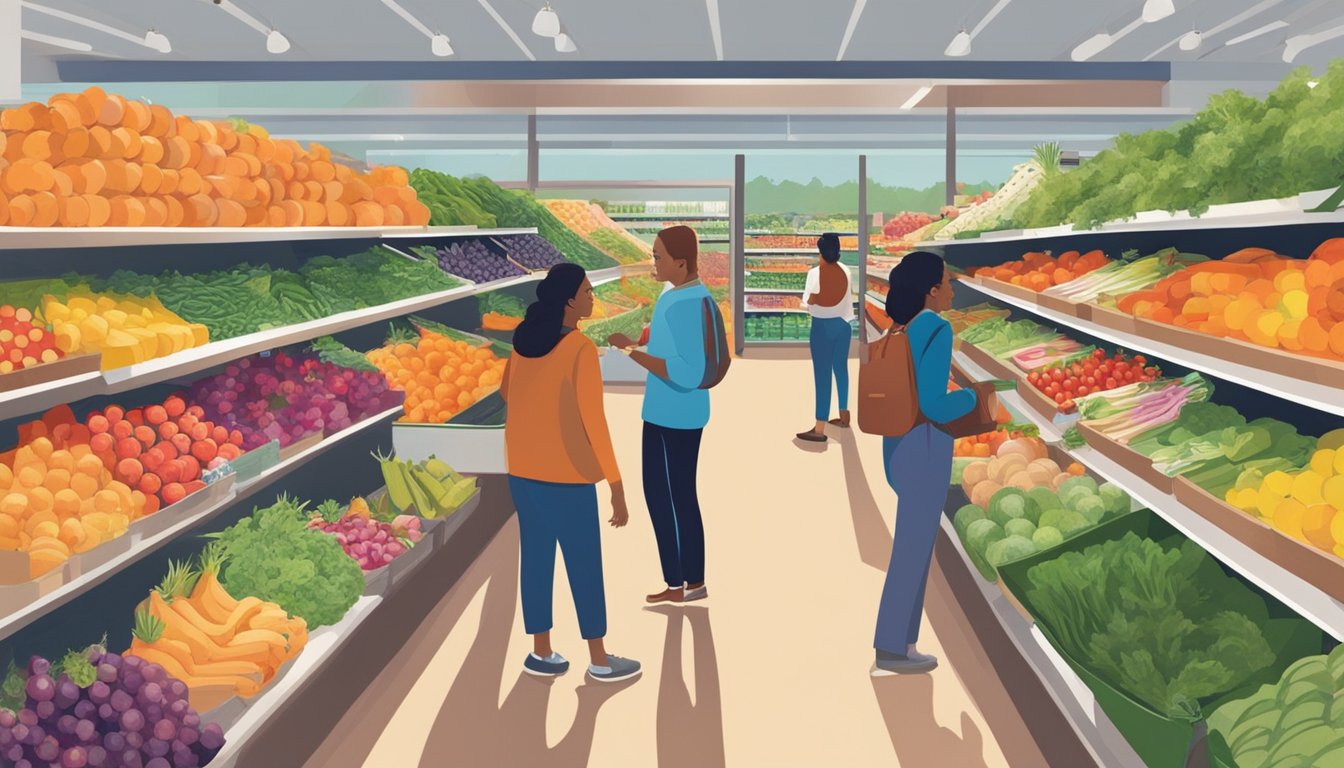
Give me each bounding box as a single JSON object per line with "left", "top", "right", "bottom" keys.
{"left": 971, "top": 480, "right": 1003, "bottom": 509}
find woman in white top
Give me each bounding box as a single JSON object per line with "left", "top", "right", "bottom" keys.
{"left": 797, "top": 232, "right": 855, "bottom": 443}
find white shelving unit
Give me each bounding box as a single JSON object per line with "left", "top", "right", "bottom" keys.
{"left": 915, "top": 194, "right": 1344, "bottom": 250}
{"left": 0, "top": 225, "right": 540, "bottom": 251}
{"left": 939, "top": 516, "right": 1145, "bottom": 768}
{"left": 961, "top": 279, "right": 1344, "bottom": 418}
{"left": 953, "top": 345, "right": 1344, "bottom": 641}
{"left": 0, "top": 406, "right": 400, "bottom": 642}
{"left": 208, "top": 594, "right": 384, "bottom": 768}
{"left": 0, "top": 274, "right": 543, "bottom": 421}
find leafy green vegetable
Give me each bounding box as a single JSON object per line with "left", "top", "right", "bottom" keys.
{"left": 309, "top": 336, "right": 378, "bottom": 372}
{"left": 1010, "top": 64, "right": 1342, "bottom": 230}
{"left": 409, "top": 170, "right": 617, "bottom": 269}
{"left": 209, "top": 495, "right": 364, "bottom": 628}
{"left": 588, "top": 228, "right": 650, "bottom": 265}
{"left": 478, "top": 292, "right": 527, "bottom": 319}
{"left": 1024, "top": 532, "right": 1280, "bottom": 719}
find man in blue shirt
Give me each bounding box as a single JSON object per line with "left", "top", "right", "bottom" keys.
{"left": 609, "top": 225, "right": 712, "bottom": 605}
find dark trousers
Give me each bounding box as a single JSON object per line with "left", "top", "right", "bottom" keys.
{"left": 643, "top": 422, "right": 706, "bottom": 588}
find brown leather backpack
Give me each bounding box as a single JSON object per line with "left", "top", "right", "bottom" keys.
{"left": 858, "top": 329, "right": 922, "bottom": 436}
{"left": 814, "top": 261, "right": 849, "bottom": 307}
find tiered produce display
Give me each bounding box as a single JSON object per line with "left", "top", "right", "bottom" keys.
{"left": 540, "top": 200, "right": 652, "bottom": 264}
{"left": 945, "top": 222, "right": 1344, "bottom": 766}
{"left": 366, "top": 320, "right": 507, "bottom": 425}
{"left": 408, "top": 171, "right": 616, "bottom": 270}
{"left": 0, "top": 87, "right": 429, "bottom": 228}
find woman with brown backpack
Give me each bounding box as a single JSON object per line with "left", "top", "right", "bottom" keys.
{"left": 866, "top": 251, "right": 997, "bottom": 675}
{"left": 796, "top": 233, "right": 855, "bottom": 443}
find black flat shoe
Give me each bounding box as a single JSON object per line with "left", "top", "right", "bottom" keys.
{"left": 829, "top": 411, "right": 851, "bottom": 428}
{"left": 796, "top": 430, "right": 827, "bottom": 442}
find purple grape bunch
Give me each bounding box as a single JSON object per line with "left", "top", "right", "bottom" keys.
{"left": 435, "top": 240, "right": 525, "bottom": 284}
{"left": 495, "top": 235, "right": 565, "bottom": 271}
{"left": 0, "top": 649, "right": 225, "bottom": 768}
{"left": 187, "top": 351, "right": 404, "bottom": 451}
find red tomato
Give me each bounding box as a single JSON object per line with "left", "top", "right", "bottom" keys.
{"left": 1054, "top": 392, "right": 1066, "bottom": 404}
{"left": 1106, "top": 377, "right": 1118, "bottom": 389}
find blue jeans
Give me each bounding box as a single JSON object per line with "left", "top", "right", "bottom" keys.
{"left": 508, "top": 476, "right": 607, "bottom": 640}
{"left": 643, "top": 423, "right": 705, "bottom": 588}
{"left": 874, "top": 423, "right": 954, "bottom": 652}
{"left": 809, "top": 316, "right": 851, "bottom": 421}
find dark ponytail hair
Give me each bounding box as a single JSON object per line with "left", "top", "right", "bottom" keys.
{"left": 817, "top": 232, "right": 841, "bottom": 263}
{"left": 513, "top": 262, "right": 587, "bottom": 358}
{"left": 885, "top": 250, "right": 945, "bottom": 326}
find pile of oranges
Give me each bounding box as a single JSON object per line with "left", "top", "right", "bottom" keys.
{"left": 1117, "top": 241, "right": 1344, "bottom": 359}
{"left": 975, "top": 249, "right": 1112, "bottom": 292}
{"left": 367, "top": 328, "right": 507, "bottom": 424}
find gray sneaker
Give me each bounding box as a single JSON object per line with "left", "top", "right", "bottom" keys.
{"left": 523, "top": 652, "right": 570, "bottom": 677}
{"left": 587, "top": 655, "right": 642, "bottom": 683}
{"left": 871, "top": 648, "right": 938, "bottom": 676}
{"left": 683, "top": 584, "right": 708, "bottom": 603}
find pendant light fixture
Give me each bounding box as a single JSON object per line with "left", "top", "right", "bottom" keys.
{"left": 532, "top": 3, "right": 561, "bottom": 37}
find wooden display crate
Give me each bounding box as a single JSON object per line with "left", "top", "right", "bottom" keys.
{"left": 0, "top": 565, "right": 65, "bottom": 616}
{"left": 1126, "top": 316, "right": 1344, "bottom": 387}
{"left": 1173, "top": 476, "right": 1344, "bottom": 604}
{"left": 958, "top": 341, "right": 1021, "bottom": 385}
{"left": 127, "top": 473, "right": 236, "bottom": 540}
{"left": 0, "top": 353, "right": 101, "bottom": 394}
{"left": 1036, "top": 292, "right": 1086, "bottom": 318}
{"left": 278, "top": 432, "right": 323, "bottom": 462}
{"left": 1080, "top": 304, "right": 1138, "bottom": 335}
{"left": 70, "top": 532, "right": 136, "bottom": 577}
{"left": 1075, "top": 421, "right": 1175, "bottom": 495}
{"left": 977, "top": 277, "right": 1041, "bottom": 306}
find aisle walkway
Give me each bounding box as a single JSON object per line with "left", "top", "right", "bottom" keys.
{"left": 306, "top": 357, "right": 1051, "bottom": 767}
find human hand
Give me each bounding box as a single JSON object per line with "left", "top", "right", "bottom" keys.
{"left": 609, "top": 484, "right": 629, "bottom": 528}
{"left": 608, "top": 333, "right": 636, "bottom": 350}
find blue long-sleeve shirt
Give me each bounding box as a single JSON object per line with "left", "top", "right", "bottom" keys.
{"left": 908, "top": 310, "right": 977, "bottom": 424}
{"left": 883, "top": 310, "right": 978, "bottom": 469}
{"left": 642, "top": 279, "right": 711, "bottom": 430}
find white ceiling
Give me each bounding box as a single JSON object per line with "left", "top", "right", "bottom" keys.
{"left": 12, "top": 0, "right": 1344, "bottom": 65}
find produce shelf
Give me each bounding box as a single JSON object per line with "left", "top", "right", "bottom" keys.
{"left": 0, "top": 225, "right": 544, "bottom": 251}
{"left": 745, "top": 248, "right": 855, "bottom": 255}
{"left": 957, "top": 340, "right": 1344, "bottom": 640}
{"left": 0, "top": 405, "right": 401, "bottom": 642}
{"left": 207, "top": 594, "right": 384, "bottom": 768}
{"left": 0, "top": 275, "right": 542, "bottom": 420}
{"left": 914, "top": 198, "right": 1344, "bottom": 250}
{"left": 960, "top": 279, "right": 1344, "bottom": 417}
{"left": 939, "top": 515, "right": 1145, "bottom": 768}
{"left": 607, "top": 214, "right": 729, "bottom": 221}
{"left": 952, "top": 349, "right": 1066, "bottom": 443}
{"left": 743, "top": 287, "right": 802, "bottom": 295}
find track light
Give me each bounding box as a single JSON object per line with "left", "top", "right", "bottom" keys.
{"left": 944, "top": 30, "right": 972, "bottom": 57}
{"left": 266, "top": 29, "right": 290, "bottom": 53}
{"left": 215, "top": 1, "right": 290, "bottom": 54}
{"left": 1142, "top": 0, "right": 1175, "bottom": 23}
{"left": 1072, "top": 32, "right": 1114, "bottom": 61}
{"left": 144, "top": 29, "right": 171, "bottom": 53}
{"left": 532, "top": 3, "right": 560, "bottom": 37}
{"left": 1179, "top": 30, "right": 1202, "bottom": 50}
{"left": 431, "top": 33, "right": 453, "bottom": 56}
{"left": 21, "top": 2, "right": 170, "bottom": 53}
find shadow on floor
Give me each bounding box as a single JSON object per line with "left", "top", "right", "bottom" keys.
{"left": 870, "top": 673, "right": 988, "bottom": 768}
{"left": 417, "top": 531, "right": 632, "bottom": 768}
{"left": 836, "top": 428, "right": 893, "bottom": 572}
{"left": 646, "top": 604, "right": 727, "bottom": 768}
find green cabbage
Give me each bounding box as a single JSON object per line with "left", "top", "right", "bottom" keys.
{"left": 966, "top": 519, "right": 1005, "bottom": 555}
{"left": 986, "top": 535, "right": 1037, "bottom": 567}
{"left": 1032, "top": 526, "right": 1065, "bottom": 550}
{"left": 954, "top": 504, "right": 987, "bottom": 536}
{"left": 988, "top": 488, "right": 1032, "bottom": 527}
{"left": 1004, "top": 518, "right": 1038, "bottom": 540}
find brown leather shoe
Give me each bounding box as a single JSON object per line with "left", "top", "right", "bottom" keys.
{"left": 796, "top": 429, "right": 827, "bottom": 442}
{"left": 829, "top": 411, "right": 851, "bottom": 428}
{"left": 646, "top": 587, "right": 684, "bottom": 604}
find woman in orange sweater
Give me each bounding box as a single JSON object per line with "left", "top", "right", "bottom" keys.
{"left": 501, "top": 263, "right": 642, "bottom": 684}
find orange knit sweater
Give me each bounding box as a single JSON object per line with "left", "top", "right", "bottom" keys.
{"left": 500, "top": 332, "right": 621, "bottom": 485}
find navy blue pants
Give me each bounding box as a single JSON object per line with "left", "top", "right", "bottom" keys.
{"left": 643, "top": 422, "right": 706, "bottom": 588}
{"left": 509, "top": 476, "right": 607, "bottom": 640}
{"left": 809, "top": 316, "right": 852, "bottom": 421}
{"left": 874, "top": 423, "right": 954, "bottom": 652}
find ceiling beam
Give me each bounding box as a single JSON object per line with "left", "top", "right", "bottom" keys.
{"left": 704, "top": 0, "right": 723, "bottom": 60}
{"left": 836, "top": 0, "right": 868, "bottom": 61}
{"left": 54, "top": 59, "right": 1171, "bottom": 83}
